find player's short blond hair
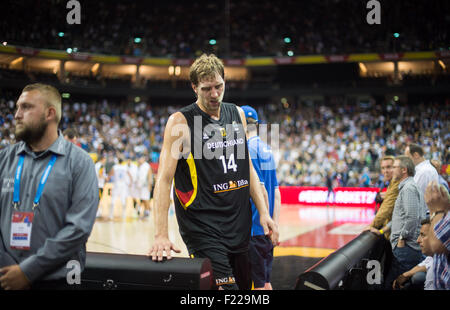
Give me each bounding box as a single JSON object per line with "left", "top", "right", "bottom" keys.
{"left": 189, "top": 53, "right": 225, "bottom": 86}
{"left": 22, "top": 83, "right": 62, "bottom": 124}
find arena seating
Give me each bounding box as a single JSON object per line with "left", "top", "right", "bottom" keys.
{"left": 0, "top": 90, "right": 448, "bottom": 187}
{"left": 1, "top": 0, "right": 448, "bottom": 58}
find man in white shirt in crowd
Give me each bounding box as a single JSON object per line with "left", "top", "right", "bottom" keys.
{"left": 108, "top": 157, "right": 131, "bottom": 220}
{"left": 126, "top": 156, "right": 140, "bottom": 217}
{"left": 137, "top": 154, "right": 153, "bottom": 219}
{"left": 405, "top": 143, "right": 439, "bottom": 199}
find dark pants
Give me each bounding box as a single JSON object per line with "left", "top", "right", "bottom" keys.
{"left": 384, "top": 245, "right": 424, "bottom": 290}
{"left": 248, "top": 235, "right": 274, "bottom": 288}
{"left": 403, "top": 272, "right": 426, "bottom": 290}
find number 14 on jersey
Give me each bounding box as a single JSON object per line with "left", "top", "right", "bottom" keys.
{"left": 219, "top": 154, "right": 238, "bottom": 174}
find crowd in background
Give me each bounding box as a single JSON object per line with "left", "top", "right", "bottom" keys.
{"left": 265, "top": 96, "right": 450, "bottom": 187}
{"left": 1, "top": 0, "right": 449, "bottom": 58}
{"left": 1, "top": 89, "right": 448, "bottom": 188}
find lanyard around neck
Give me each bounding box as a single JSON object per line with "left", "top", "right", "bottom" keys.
{"left": 13, "top": 153, "right": 58, "bottom": 210}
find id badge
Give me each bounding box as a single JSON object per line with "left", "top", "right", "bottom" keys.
{"left": 10, "top": 212, "right": 34, "bottom": 250}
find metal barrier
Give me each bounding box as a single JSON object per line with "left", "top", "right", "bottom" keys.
{"left": 78, "top": 252, "right": 214, "bottom": 290}
{"left": 295, "top": 231, "right": 386, "bottom": 290}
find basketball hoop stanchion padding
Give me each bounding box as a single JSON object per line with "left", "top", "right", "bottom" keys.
{"left": 79, "top": 252, "right": 214, "bottom": 290}
{"left": 295, "top": 231, "right": 384, "bottom": 290}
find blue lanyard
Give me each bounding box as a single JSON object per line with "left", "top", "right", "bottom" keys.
{"left": 13, "top": 154, "right": 58, "bottom": 210}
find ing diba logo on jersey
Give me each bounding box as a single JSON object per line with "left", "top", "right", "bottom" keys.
{"left": 213, "top": 179, "right": 249, "bottom": 193}
{"left": 216, "top": 276, "right": 236, "bottom": 286}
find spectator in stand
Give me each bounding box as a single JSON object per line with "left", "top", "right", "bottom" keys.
{"left": 405, "top": 143, "right": 439, "bottom": 199}
{"left": 365, "top": 155, "right": 399, "bottom": 281}
{"left": 359, "top": 167, "right": 371, "bottom": 187}
{"left": 1, "top": 1, "right": 448, "bottom": 58}
{"left": 366, "top": 156, "right": 400, "bottom": 235}
{"left": 63, "top": 127, "right": 79, "bottom": 146}
{"left": 326, "top": 170, "right": 335, "bottom": 204}
{"left": 375, "top": 155, "right": 428, "bottom": 289}
{"left": 424, "top": 181, "right": 450, "bottom": 290}
{"left": 0, "top": 92, "right": 447, "bottom": 189}
{"left": 392, "top": 218, "right": 434, "bottom": 290}
{"left": 373, "top": 155, "right": 397, "bottom": 216}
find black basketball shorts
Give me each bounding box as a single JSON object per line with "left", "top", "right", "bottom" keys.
{"left": 191, "top": 247, "right": 251, "bottom": 290}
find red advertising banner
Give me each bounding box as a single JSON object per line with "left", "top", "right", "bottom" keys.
{"left": 279, "top": 186, "right": 379, "bottom": 208}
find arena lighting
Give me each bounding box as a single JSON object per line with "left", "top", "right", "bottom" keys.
{"left": 287, "top": 50, "right": 294, "bottom": 56}
{"left": 284, "top": 37, "right": 291, "bottom": 43}
{"left": 358, "top": 62, "right": 367, "bottom": 73}
{"left": 209, "top": 39, "right": 217, "bottom": 45}
{"left": 10, "top": 57, "right": 23, "bottom": 66}
{"left": 134, "top": 96, "right": 140, "bottom": 103}
{"left": 2, "top": 41, "right": 7, "bottom": 46}
{"left": 281, "top": 97, "right": 289, "bottom": 108}
{"left": 62, "top": 93, "right": 70, "bottom": 99}
{"left": 58, "top": 32, "right": 65, "bottom": 37}
{"left": 91, "top": 63, "right": 100, "bottom": 74}
{"left": 438, "top": 60, "right": 446, "bottom": 70}
{"left": 168, "top": 65, "right": 174, "bottom": 75}
{"left": 66, "top": 48, "right": 73, "bottom": 53}
{"left": 393, "top": 95, "right": 399, "bottom": 101}
{"left": 175, "top": 65, "right": 181, "bottom": 76}
{"left": 134, "top": 37, "right": 142, "bottom": 44}
{"left": 393, "top": 32, "right": 400, "bottom": 38}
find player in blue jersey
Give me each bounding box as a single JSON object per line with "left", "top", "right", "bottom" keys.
{"left": 242, "top": 105, "right": 281, "bottom": 290}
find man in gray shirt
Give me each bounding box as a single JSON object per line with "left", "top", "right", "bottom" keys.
{"left": 380, "top": 155, "right": 427, "bottom": 289}
{"left": 0, "top": 83, "right": 98, "bottom": 290}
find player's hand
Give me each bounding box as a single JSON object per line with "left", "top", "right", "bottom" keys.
{"left": 260, "top": 214, "right": 279, "bottom": 246}
{"left": 148, "top": 235, "right": 181, "bottom": 261}
{"left": 0, "top": 265, "right": 31, "bottom": 290}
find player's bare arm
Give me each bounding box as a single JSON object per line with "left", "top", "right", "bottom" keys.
{"left": 149, "top": 111, "right": 188, "bottom": 261}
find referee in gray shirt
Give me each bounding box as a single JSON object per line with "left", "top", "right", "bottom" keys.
{"left": 0, "top": 83, "right": 98, "bottom": 290}
{"left": 381, "top": 155, "right": 427, "bottom": 289}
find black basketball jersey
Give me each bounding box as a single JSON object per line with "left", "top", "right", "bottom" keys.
{"left": 173, "top": 102, "right": 251, "bottom": 254}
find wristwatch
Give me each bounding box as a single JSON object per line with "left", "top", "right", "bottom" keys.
{"left": 430, "top": 210, "right": 445, "bottom": 222}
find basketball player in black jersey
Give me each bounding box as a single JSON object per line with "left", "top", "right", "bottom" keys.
{"left": 149, "top": 54, "right": 279, "bottom": 290}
